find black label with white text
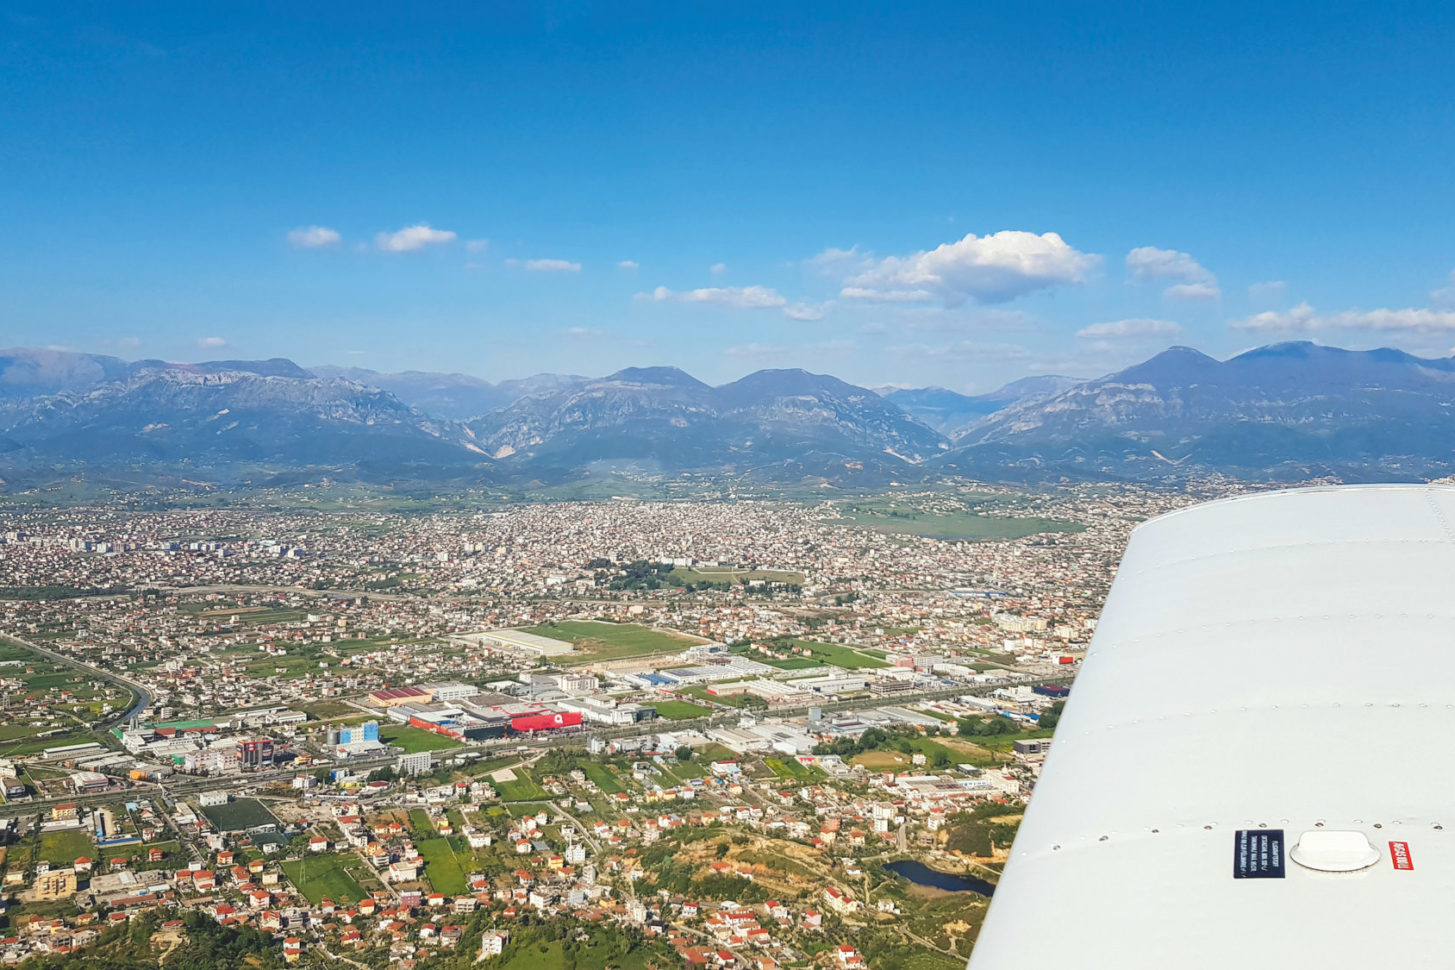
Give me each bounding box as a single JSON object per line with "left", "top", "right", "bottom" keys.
{"left": 1234, "top": 829, "right": 1285, "bottom": 879}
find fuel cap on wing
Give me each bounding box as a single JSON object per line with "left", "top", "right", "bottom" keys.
{"left": 1289, "top": 830, "right": 1381, "bottom": 872}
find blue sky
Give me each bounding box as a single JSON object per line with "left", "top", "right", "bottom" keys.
{"left": 3, "top": 1, "right": 1454, "bottom": 391}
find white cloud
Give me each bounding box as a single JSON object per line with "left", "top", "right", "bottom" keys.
{"left": 834, "top": 230, "right": 1098, "bottom": 306}
{"left": 507, "top": 258, "right": 581, "bottom": 272}
{"left": 1125, "top": 245, "right": 1214, "bottom": 284}
{"left": 374, "top": 224, "right": 457, "bottom": 252}
{"left": 564, "top": 326, "right": 607, "bottom": 338}
{"left": 1233, "top": 301, "right": 1455, "bottom": 333}
{"left": 640, "top": 285, "right": 788, "bottom": 309}
{"left": 617, "top": 260, "right": 639, "bottom": 270}
{"left": 1431, "top": 270, "right": 1455, "bottom": 309}
{"left": 1249, "top": 280, "right": 1287, "bottom": 301}
{"left": 1164, "top": 282, "right": 1222, "bottom": 301}
{"left": 809, "top": 246, "right": 873, "bottom": 275}
{"left": 1076, "top": 318, "right": 1183, "bottom": 340}
{"left": 724, "top": 340, "right": 854, "bottom": 362}
{"left": 465, "top": 239, "right": 490, "bottom": 254}
{"left": 840, "top": 286, "right": 936, "bottom": 304}
{"left": 197, "top": 336, "right": 227, "bottom": 349}
{"left": 784, "top": 302, "right": 828, "bottom": 322}
{"left": 710, "top": 262, "right": 727, "bottom": 275}
{"left": 287, "top": 225, "right": 341, "bottom": 248}
{"left": 886, "top": 340, "right": 1032, "bottom": 362}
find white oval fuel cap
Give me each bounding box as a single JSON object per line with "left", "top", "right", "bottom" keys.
{"left": 1290, "top": 830, "right": 1380, "bottom": 872}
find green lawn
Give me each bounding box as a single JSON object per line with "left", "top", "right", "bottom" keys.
{"left": 282, "top": 852, "right": 369, "bottom": 904}
{"left": 669, "top": 566, "right": 804, "bottom": 587}
{"left": 380, "top": 724, "right": 462, "bottom": 753}
{"left": 39, "top": 829, "right": 94, "bottom": 866}
{"left": 417, "top": 837, "right": 469, "bottom": 894}
{"left": 651, "top": 700, "right": 711, "bottom": 720}
{"left": 517, "top": 620, "right": 704, "bottom": 662}
{"left": 785, "top": 639, "right": 890, "bottom": 669}
{"left": 580, "top": 762, "right": 624, "bottom": 794}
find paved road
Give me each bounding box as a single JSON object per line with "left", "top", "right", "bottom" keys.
{"left": 2, "top": 631, "right": 151, "bottom": 729}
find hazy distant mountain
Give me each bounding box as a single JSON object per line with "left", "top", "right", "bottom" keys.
{"left": 7, "top": 342, "right": 1455, "bottom": 486}
{"left": 884, "top": 375, "right": 1080, "bottom": 434}
{"left": 309, "top": 366, "right": 586, "bottom": 420}
{"left": 0, "top": 368, "right": 477, "bottom": 468}
{"left": 943, "top": 342, "right": 1455, "bottom": 479}
{"left": 468, "top": 366, "right": 944, "bottom": 474}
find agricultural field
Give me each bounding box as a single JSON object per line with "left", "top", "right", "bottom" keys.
{"left": 517, "top": 620, "right": 705, "bottom": 662}
{"left": 380, "top": 724, "right": 461, "bottom": 752}
{"left": 282, "top": 852, "right": 369, "bottom": 904}
{"left": 651, "top": 700, "right": 711, "bottom": 720}
{"left": 417, "top": 837, "right": 470, "bottom": 894}
{"left": 784, "top": 639, "right": 890, "bottom": 669}
{"left": 198, "top": 797, "right": 279, "bottom": 832}
{"left": 580, "top": 762, "right": 624, "bottom": 794}
{"left": 493, "top": 770, "right": 548, "bottom": 802}
{"left": 0, "top": 730, "right": 98, "bottom": 758}
{"left": 407, "top": 809, "right": 435, "bottom": 835}
{"left": 764, "top": 757, "right": 824, "bottom": 782}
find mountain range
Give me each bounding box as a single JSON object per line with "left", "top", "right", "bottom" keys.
{"left": 2, "top": 342, "right": 1455, "bottom": 486}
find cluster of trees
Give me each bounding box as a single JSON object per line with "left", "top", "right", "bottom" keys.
{"left": 943, "top": 801, "right": 1025, "bottom": 858}
{"left": 1036, "top": 699, "right": 1066, "bottom": 731}
{"left": 812, "top": 725, "right": 943, "bottom": 759}
{"left": 604, "top": 559, "right": 677, "bottom": 590}
{"left": 955, "top": 715, "right": 1019, "bottom": 737}
{"left": 0, "top": 584, "right": 128, "bottom": 601}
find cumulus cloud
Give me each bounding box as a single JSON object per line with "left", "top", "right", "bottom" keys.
{"left": 710, "top": 262, "right": 727, "bottom": 275}
{"left": 287, "top": 225, "right": 341, "bottom": 248}
{"left": 1233, "top": 301, "right": 1455, "bottom": 333}
{"left": 1164, "top": 282, "right": 1222, "bottom": 301}
{"left": 617, "top": 260, "right": 639, "bottom": 270}
{"left": 507, "top": 258, "right": 581, "bottom": 272}
{"left": 197, "top": 336, "right": 227, "bottom": 349}
{"left": 465, "top": 239, "right": 490, "bottom": 254}
{"left": 640, "top": 285, "right": 788, "bottom": 309}
{"left": 828, "top": 230, "right": 1097, "bottom": 306}
{"left": 374, "top": 224, "right": 457, "bottom": 252}
{"left": 1125, "top": 245, "right": 1214, "bottom": 283}
{"left": 1076, "top": 318, "right": 1183, "bottom": 340}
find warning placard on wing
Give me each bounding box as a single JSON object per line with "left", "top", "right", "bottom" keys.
{"left": 1234, "top": 829, "right": 1285, "bottom": 879}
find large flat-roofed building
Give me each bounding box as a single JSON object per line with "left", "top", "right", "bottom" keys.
{"left": 477, "top": 629, "right": 575, "bottom": 657}
{"left": 369, "top": 686, "right": 432, "bottom": 708}
{"left": 970, "top": 486, "right": 1455, "bottom": 970}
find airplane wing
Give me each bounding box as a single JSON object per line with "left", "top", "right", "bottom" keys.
{"left": 968, "top": 485, "right": 1454, "bottom": 969}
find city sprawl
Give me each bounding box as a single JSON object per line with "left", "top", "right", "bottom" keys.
{"left": 0, "top": 484, "right": 1236, "bottom": 970}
